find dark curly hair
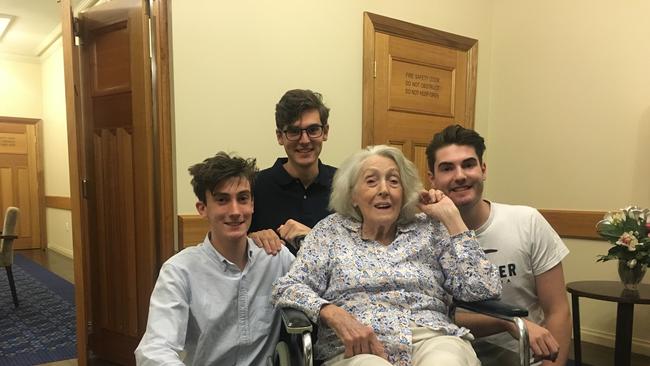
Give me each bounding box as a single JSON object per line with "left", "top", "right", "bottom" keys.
{"left": 188, "top": 152, "right": 257, "bottom": 203}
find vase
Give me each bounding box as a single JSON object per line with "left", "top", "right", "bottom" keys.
{"left": 617, "top": 260, "right": 647, "bottom": 290}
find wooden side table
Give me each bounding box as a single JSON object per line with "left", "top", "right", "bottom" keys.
{"left": 566, "top": 281, "right": 650, "bottom": 366}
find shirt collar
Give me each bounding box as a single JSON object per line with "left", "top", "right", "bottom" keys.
{"left": 474, "top": 200, "right": 494, "bottom": 235}
{"left": 200, "top": 234, "right": 257, "bottom": 270}
{"left": 338, "top": 213, "right": 419, "bottom": 235}
{"left": 270, "top": 157, "right": 331, "bottom": 187}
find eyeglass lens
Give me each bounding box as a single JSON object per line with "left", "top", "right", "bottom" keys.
{"left": 284, "top": 125, "right": 323, "bottom": 140}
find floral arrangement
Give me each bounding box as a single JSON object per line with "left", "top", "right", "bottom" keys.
{"left": 596, "top": 206, "right": 650, "bottom": 269}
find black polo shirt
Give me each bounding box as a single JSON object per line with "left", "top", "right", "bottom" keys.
{"left": 249, "top": 158, "right": 336, "bottom": 253}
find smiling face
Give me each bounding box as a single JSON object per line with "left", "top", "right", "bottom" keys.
{"left": 195, "top": 176, "right": 253, "bottom": 247}
{"left": 428, "top": 144, "right": 486, "bottom": 210}
{"left": 276, "top": 109, "right": 328, "bottom": 170}
{"left": 352, "top": 155, "right": 403, "bottom": 231}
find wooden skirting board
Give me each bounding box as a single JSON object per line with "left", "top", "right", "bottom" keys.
{"left": 177, "top": 209, "right": 605, "bottom": 248}
{"left": 45, "top": 196, "right": 72, "bottom": 210}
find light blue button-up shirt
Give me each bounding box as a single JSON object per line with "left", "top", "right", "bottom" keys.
{"left": 135, "top": 236, "right": 294, "bottom": 365}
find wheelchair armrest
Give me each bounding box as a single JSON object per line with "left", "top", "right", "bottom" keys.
{"left": 456, "top": 299, "right": 531, "bottom": 366}
{"left": 280, "top": 307, "right": 313, "bottom": 335}
{"left": 455, "top": 299, "right": 528, "bottom": 319}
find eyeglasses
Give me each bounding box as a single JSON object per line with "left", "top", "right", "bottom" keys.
{"left": 281, "top": 124, "right": 324, "bottom": 141}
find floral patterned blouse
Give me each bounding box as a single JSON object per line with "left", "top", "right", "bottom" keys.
{"left": 272, "top": 213, "right": 501, "bottom": 366}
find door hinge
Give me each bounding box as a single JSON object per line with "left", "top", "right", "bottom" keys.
{"left": 373, "top": 60, "right": 377, "bottom": 78}
{"left": 73, "top": 17, "right": 80, "bottom": 36}
{"left": 73, "top": 17, "right": 83, "bottom": 46}
{"left": 82, "top": 178, "right": 89, "bottom": 199}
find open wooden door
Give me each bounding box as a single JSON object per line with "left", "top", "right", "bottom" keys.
{"left": 362, "top": 13, "right": 478, "bottom": 188}
{"left": 61, "top": 0, "right": 174, "bottom": 364}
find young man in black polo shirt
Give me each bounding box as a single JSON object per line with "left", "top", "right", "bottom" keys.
{"left": 249, "top": 89, "right": 336, "bottom": 255}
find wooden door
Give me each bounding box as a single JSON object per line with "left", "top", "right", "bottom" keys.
{"left": 61, "top": 0, "right": 157, "bottom": 364}
{"left": 0, "top": 118, "right": 45, "bottom": 249}
{"left": 362, "top": 13, "right": 478, "bottom": 187}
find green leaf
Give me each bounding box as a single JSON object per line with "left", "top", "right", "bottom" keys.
{"left": 596, "top": 254, "right": 617, "bottom": 262}
{"left": 597, "top": 223, "right": 623, "bottom": 239}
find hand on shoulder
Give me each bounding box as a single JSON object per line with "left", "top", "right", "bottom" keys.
{"left": 249, "top": 229, "right": 284, "bottom": 256}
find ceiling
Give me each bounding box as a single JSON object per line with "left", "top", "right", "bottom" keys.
{"left": 0, "top": 0, "right": 82, "bottom": 57}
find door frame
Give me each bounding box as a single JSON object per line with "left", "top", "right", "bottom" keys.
{"left": 362, "top": 12, "right": 479, "bottom": 148}
{"left": 60, "top": 0, "right": 175, "bottom": 363}
{"left": 0, "top": 116, "right": 46, "bottom": 249}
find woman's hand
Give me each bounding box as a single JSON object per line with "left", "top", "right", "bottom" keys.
{"left": 417, "top": 189, "right": 468, "bottom": 236}
{"left": 320, "top": 304, "right": 387, "bottom": 359}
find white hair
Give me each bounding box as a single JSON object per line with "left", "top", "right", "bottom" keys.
{"left": 329, "top": 145, "right": 422, "bottom": 224}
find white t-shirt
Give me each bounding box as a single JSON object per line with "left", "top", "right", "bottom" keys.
{"left": 472, "top": 201, "right": 569, "bottom": 363}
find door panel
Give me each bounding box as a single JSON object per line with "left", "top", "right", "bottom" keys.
{"left": 0, "top": 120, "right": 45, "bottom": 249}
{"left": 374, "top": 33, "right": 471, "bottom": 187}
{"left": 92, "top": 128, "right": 138, "bottom": 336}
{"left": 363, "top": 13, "right": 478, "bottom": 188}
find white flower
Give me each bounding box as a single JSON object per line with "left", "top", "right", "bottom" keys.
{"left": 616, "top": 232, "right": 638, "bottom": 251}
{"left": 629, "top": 207, "right": 645, "bottom": 222}
{"left": 605, "top": 210, "right": 626, "bottom": 225}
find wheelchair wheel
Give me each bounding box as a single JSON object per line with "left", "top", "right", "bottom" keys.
{"left": 274, "top": 341, "right": 291, "bottom": 366}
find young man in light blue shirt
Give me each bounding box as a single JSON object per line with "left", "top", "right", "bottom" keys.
{"left": 135, "top": 152, "right": 294, "bottom": 365}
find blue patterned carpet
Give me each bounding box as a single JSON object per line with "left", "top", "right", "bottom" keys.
{"left": 0, "top": 254, "right": 77, "bottom": 365}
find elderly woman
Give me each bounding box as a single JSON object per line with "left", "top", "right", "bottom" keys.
{"left": 272, "top": 145, "right": 501, "bottom": 366}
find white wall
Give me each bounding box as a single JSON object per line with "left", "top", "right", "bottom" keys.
{"left": 41, "top": 38, "right": 73, "bottom": 258}
{"left": 486, "top": 0, "right": 650, "bottom": 354}
{"left": 171, "top": 0, "right": 495, "bottom": 212}
{"left": 0, "top": 41, "right": 72, "bottom": 258}
{"left": 0, "top": 55, "right": 42, "bottom": 118}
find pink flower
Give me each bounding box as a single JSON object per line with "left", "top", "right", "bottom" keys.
{"left": 616, "top": 232, "right": 638, "bottom": 251}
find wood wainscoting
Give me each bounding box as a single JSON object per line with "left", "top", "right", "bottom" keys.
{"left": 178, "top": 214, "right": 209, "bottom": 248}
{"left": 177, "top": 209, "right": 606, "bottom": 249}
{"left": 538, "top": 209, "right": 605, "bottom": 240}
{"left": 45, "top": 196, "right": 72, "bottom": 210}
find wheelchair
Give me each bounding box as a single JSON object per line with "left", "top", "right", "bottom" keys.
{"left": 268, "top": 299, "right": 530, "bottom": 366}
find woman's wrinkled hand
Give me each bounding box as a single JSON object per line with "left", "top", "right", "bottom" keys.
{"left": 320, "top": 304, "right": 387, "bottom": 360}
{"left": 417, "top": 189, "right": 467, "bottom": 236}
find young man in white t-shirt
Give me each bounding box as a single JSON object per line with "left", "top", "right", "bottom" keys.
{"left": 425, "top": 125, "right": 571, "bottom": 366}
